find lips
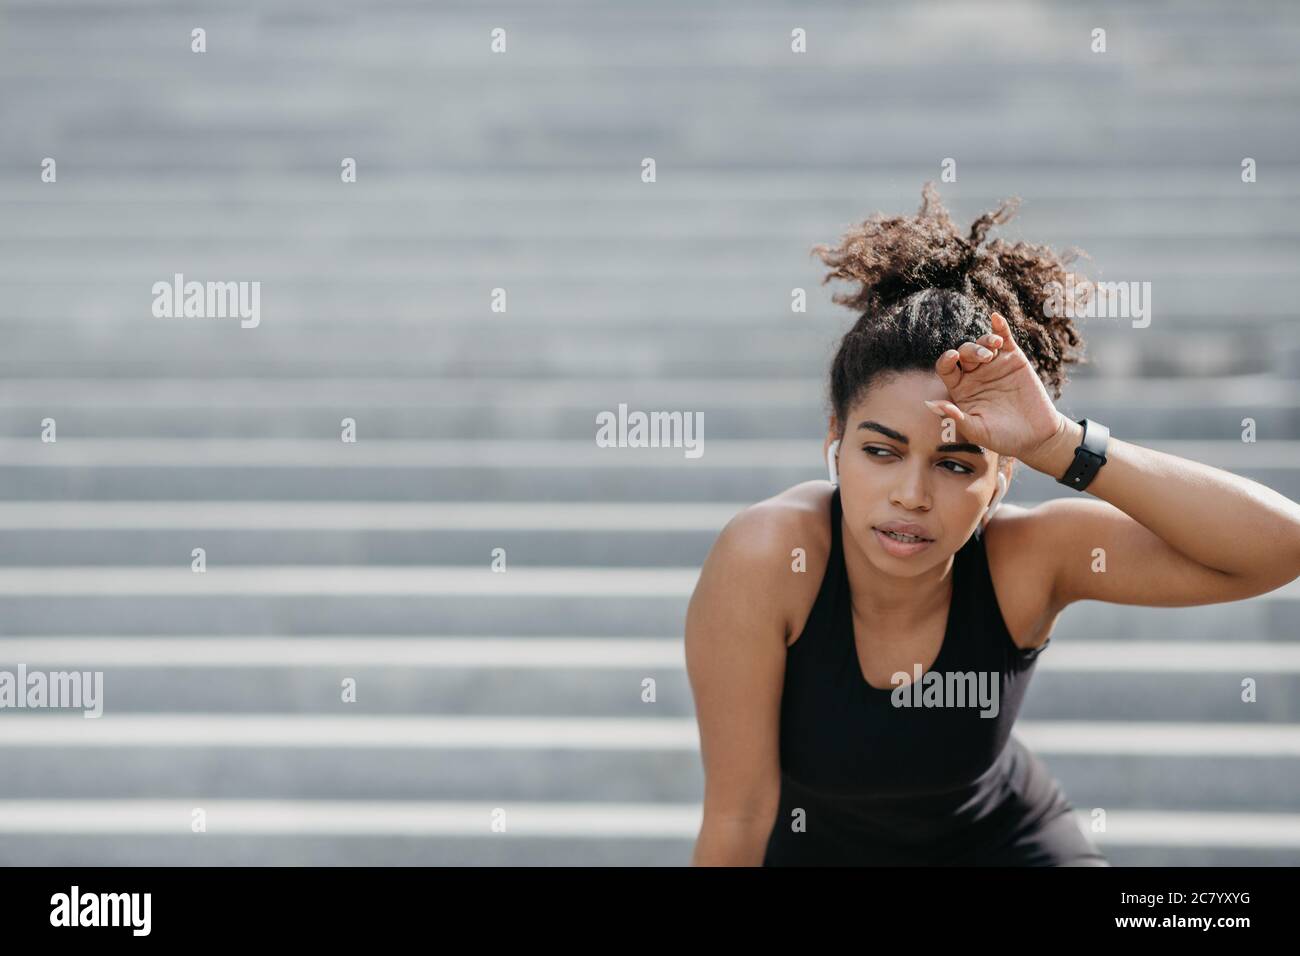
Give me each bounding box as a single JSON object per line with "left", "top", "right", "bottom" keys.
{"left": 873, "top": 521, "right": 934, "bottom": 541}
{"left": 872, "top": 527, "right": 935, "bottom": 556}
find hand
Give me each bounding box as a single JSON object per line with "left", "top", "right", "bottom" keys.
{"left": 923, "top": 312, "right": 1065, "bottom": 461}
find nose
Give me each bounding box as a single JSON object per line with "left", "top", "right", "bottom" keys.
{"left": 889, "top": 460, "right": 932, "bottom": 511}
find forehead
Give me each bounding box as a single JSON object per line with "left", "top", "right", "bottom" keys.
{"left": 847, "top": 370, "right": 944, "bottom": 417}
{"left": 847, "top": 373, "right": 988, "bottom": 456}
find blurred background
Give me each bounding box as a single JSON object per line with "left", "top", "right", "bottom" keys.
{"left": 0, "top": 0, "right": 1297, "bottom": 865}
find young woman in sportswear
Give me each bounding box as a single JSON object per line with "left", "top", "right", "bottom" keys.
{"left": 685, "top": 184, "right": 1300, "bottom": 866}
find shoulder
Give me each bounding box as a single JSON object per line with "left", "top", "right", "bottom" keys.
{"left": 689, "top": 480, "right": 834, "bottom": 642}
{"left": 981, "top": 497, "right": 1108, "bottom": 592}
{"left": 980, "top": 500, "right": 1040, "bottom": 551}
{"left": 979, "top": 502, "right": 1064, "bottom": 651}
{"left": 714, "top": 479, "right": 833, "bottom": 554}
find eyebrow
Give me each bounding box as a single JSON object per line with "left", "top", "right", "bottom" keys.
{"left": 856, "top": 419, "right": 986, "bottom": 456}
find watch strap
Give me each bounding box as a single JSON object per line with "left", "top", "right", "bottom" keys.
{"left": 1057, "top": 418, "right": 1109, "bottom": 491}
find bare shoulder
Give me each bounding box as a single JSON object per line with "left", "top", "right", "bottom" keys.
{"left": 753, "top": 479, "right": 836, "bottom": 534}
{"left": 715, "top": 479, "right": 834, "bottom": 560}
{"left": 979, "top": 502, "right": 1064, "bottom": 651}
{"left": 690, "top": 480, "right": 834, "bottom": 644}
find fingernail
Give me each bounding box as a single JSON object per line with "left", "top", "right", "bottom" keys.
{"left": 977, "top": 347, "right": 992, "bottom": 359}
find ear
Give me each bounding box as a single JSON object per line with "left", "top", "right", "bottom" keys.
{"left": 998, "top": 454, "right": 1016, "bottom": 486}
{"left": 987, "top": 457, "right": 1013, "bottom": 511}
{"left": 824, "top": 414, "right": 841, "bottom": 452}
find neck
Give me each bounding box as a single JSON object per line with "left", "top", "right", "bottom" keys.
{"left": 840, "top": 514, "right": 955, "bottom": 637}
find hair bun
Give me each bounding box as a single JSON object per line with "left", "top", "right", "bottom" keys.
{"left": 813, "top": 181, "right": 1089, "bottom": 400}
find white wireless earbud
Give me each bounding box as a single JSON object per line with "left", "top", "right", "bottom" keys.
{"left": 986, "top": 471, "right": 1008, "bottom": 519}
{"left": 976, "top": 472, "right": 1009, "bottom": 539}
{"left": 827, "top": 440, "right": 841, "bottom": 487}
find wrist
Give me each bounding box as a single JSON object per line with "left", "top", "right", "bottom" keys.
{"left": 1022, "top": 414, "right": 1085, "bottom": 478}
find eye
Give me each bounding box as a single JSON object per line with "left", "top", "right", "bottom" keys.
{"left": 865, "top": 446, "right": 974, "bottom": 475}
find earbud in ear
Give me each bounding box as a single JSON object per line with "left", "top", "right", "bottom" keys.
{"left": 826, "top": 440, "right": 841, "bottom": 487}
{"left": 986, "top": 471, "right": 1009, "bottom": 520}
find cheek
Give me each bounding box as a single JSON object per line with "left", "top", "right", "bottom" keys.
{"left": 845, "top": 457, "right": 888, "bottom": 490}
{"left": 961, "top": 483, "right": 994, "bottom": 517}
{"left": 938, "top": 482, "right": 987, "bottom": 523}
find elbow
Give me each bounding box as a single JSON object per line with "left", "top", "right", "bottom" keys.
{"left": 693, "top": 809, "right": 778, "bottom": 866}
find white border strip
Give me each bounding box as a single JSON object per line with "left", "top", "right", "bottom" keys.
{"left": 0, "top": 377, "right": 1290, "bottom": 407}
{"left": 0, "top": 439, "right": 1294, "bottom": 468}
{"left": 0, "top": 568, "right": 1293, "bottom": 599}
{"left": 0, "top": 501, "right": 743, "bottom": 531}
{"left": 0, "top": 715, "right": 699, "bottom": 749}
{"left": 0, "top": 800, "right": 696, "bottom": 837}
{"left": 2, "top": 637, "right": 1300, "bottom": 671}
{"left": 1, "top": 717, "right": 1298, "bottom": 756}
{"left": 0, "top": 801, "right": 1293, "bottom": 846}
{"left": 0, "top": 567, "right": 701, "bottom": 596}
{"left": 0, "top": 637, "right": 687, "bottom": 667}
{"left": 1084, "top": 810, "right": 1300, "bottom": 847}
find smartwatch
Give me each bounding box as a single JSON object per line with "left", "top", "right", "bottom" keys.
{"left": 1056, "top": 418, "right": 1109, "bottom": 491}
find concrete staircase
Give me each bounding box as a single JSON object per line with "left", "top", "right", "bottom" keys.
{"left": 0, "top": 0, "right": 1298, "bottom": 864}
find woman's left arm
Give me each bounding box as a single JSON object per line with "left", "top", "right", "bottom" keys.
{"left": 1020, "top": 416, "right": 1300, "bottom": 609}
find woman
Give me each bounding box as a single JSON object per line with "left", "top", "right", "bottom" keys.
{"left": 685, "top": 183, "right": 1300, "bottom": 866}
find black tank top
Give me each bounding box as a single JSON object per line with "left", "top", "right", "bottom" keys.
{"left": 763, "top": 485, "right": 1081, "bottom": 866}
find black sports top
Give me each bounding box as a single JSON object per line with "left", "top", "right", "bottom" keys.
{"left": 763, "top": 486, "right": 1107, "bottom": 866}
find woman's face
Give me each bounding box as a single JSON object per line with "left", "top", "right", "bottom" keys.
{"left": 826, "top": 370, "right": 1008, "bottom": 576}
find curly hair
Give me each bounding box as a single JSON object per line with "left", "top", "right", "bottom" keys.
{"left": 814, "top": 182, "right": 1091, "bottom": 433}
